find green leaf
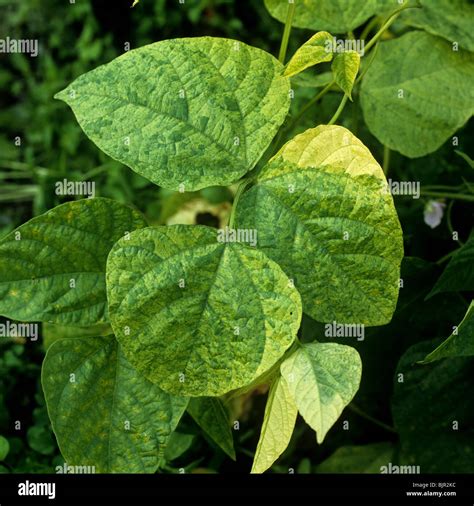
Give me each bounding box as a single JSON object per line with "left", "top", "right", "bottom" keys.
{"left": 188, "top": 397, "right": 236, "bottom": 460}
{"left": 331, "top": 51, "right": 360, "bottom": 100}
{"left": 421, "top": 301, "right": 474, "bottom": 363}
{"left": 264, "top": 0, "right": 380, "bottom": 33}
{"left": 428, "top": 233, "right": 474, "bottom": 298}
{"left": 455, "top": 150, "right": 474, "bottom": 169}
{"left": 291, "top": 70, "right": 334, "bottom": 89}
{"left": 164, "top": 432, "right": 195, "bottom": 462}
{"left": 392, "top": 339, "right": 474, "bottom": 472}
{"left": 26, "top": 426, "right": 56, "bottom": 456}
{"left": 0, "top": 436, "right": 9, "bottom": 461}
{"left": 251, "top": 376, "right": 297, "bottom": 474}
{"left": 56, "top": 38, "right": 290, "bottom": 191}
{"left": 42, "top": 336, "right": 188, "bottom": 473}
{"left": 0, "top": 198, "right": 146, "bottom": 325}
{"left": 106, "top": 225, "right": 302, "bottom": 397}
{"left": 284, "top": 32, "right": 333, "bottom": 78}
{"left": 281, "top": 342, "right": 362, "bottom": 443}
{"left": 235, "top": 125, "right": 403, "bottom": 325}
{"left": 42, "top": 322, "right": 112, "bottom": 351}
{"left": 360, "top": 31, "right": 474, "bottom": 158}
{"left": 315, "top": 443, "right": 395, "bottom": 473}
{"left": 401, "top": 0, "right": 474, "bottom": 52}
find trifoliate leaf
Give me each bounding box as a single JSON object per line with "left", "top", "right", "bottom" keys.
{"left": 264, "top": 0, "right": 380, "bottom": 33}
{"left": 392, "top": 339, "right": 474, "bottom": 472}
{"left": 360, "top": 31, "right": 474, "bottom": 158}
{"left": 251, "top": 376, "right": 297, "bottom": 474}
{"left": 400, "top": 0, "right": 474, "bottom": 52}
{"left": 331, "top": 51, "right": 360, "bottom": 100}
{"left": 315, "top": 443, "right": 395, "bottom": 473}
{"left": 42, "top": 336, "right": 188, "bottom": 473}
{"left": 188, "top": 398, "right": 236, "bottom": 460}
{"left": 0, "top": 198, "right": 146, "bottom": 325}
{"left": 284, "top": 32, "right": 333, "bottom": 78}
{"left": 235, "top": 125, "right": 403, "bottom": 325}
{"left": 281, "top": 342, "right": 362, "bottom": 443}
{"left": 427, "top": 233, "right": 474, "bottom": 297}
{"left": 106, "top": 225, "right": 302, "bottom": 397}
{"left": 421, "top": 301, "right": 474, "bottom": 363}
{"left": 55, "top": 38, "right": 290, "bottom": 191}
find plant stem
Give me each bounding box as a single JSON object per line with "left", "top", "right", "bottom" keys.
{"left": 446, "top": 200, "right": 464, "bottom": 246}
{"left": 289, "top": 81, "right": 335, "bottom": 129}
{"left": 278, "top": 0, "right": 296, "bottom": 64}
{"left": 328, "top": 93, "right": 348, "bottom": 125}
{"left": 436, "top": 248, "right": 458, "bottom": 265}
{"left": 360, "top": 15, "right": 380, "bottom": 41}
{"left": 420, "top": 191, "right": 474, "bottom": 202}
{"left": 383, "top": 145, "right": 391, "bottom": 175}
{"left": 348, "top": 403, "right": 397, "bottom": 434}
{"left": 364, "top": 3, "right": 419, "bottom": 54}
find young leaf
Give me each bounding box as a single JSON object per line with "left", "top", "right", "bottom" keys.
{"left": 427, "top": 233, "right": 474, "bottom": 298}
{"left": 264, "top": 0, "right": 380, "bottom": 33}
{"left": 188, "top": 397, "right": 236, "bottom": 460}
{"left": 284, "top": 32, "right": 333, "bottom": 78}
{"left": 251, "top": 376, "right": 297, "bottom": 474}
{"left": 360, "top": 31, "right": 474, "bottom": 158}
{"left": 55, "top": 38, "right": 290, "bottom": 191}
{"left": 315, "top": 443, "right": 395, "bottom": 473}
{"left": 106, "top": 225, "right": 302, "bottom": 397}
{"left": 235, "top": 125, "right": 403, "bottom": 325}
{"left": 331, "top": 51, "right": 360, "bottom": 100}
{"left": 421, "top": 301, "right": 474, "bottom": 363}
{"left": 281, "top": 342, "right": 362, "bottom": 444}
{"left": 400, "top": 0, "right": 474, "bottom": 52}
{"left": 0, "top": 198, "right": 146, "bottom": 325}
{"left": 392, "top": 339, "right": 474, "bottom": 472}
{"left": 42, "top": 336, "right": 188, "bottom": 473}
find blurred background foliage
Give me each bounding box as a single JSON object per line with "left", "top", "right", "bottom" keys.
{"left": 0, "top": 0, "right": 472, "bottom": 474}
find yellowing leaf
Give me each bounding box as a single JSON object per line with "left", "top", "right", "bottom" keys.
{"left": 276, "top": 124, "right": 386, "bottom": 181}
{"left": 331, "top": 51, "right": 360, "bottom": 100}
{"left": 284, "top": 32, "right": 333, "bottom": 78}
{"left": 251, "top": 376, "right": 297, "bottom": 474}
{"left": 42, "top": 336, "right": 188, "bottom": 472}
{"left": 56, "top": 38, "right": 290, "bottom": 191}
{"left": 281, "top": 343, "right": 362, "bottom": 444}
{"left": 106, "top": 225, "right": 302, "bottom": 397}
{"left": 235, "top": 125, "right": 403, "bottom": 325}
{"left": 0, "top": 198, "right": 147, "bottom": 325}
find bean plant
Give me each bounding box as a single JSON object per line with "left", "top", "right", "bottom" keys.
{"left": 0, "top": 0, "right": 473, "bottom": 474}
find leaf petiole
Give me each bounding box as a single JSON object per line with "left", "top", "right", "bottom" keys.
{"left": 278, "top": 0, "right": 297, "bottom": 64}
